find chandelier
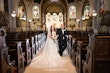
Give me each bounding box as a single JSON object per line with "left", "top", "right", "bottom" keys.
{"left": 50, "top": 0, "right": 59, "bottom": 2}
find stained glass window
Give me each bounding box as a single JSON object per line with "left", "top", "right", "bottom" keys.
{"left": 84, "top": 6, "right": 90, "bottom": 19}
{"left": 69, "top": 5, "right": 76, "bottom": 18}
{"left": 59, "top": 12, "right": 63, "bottom": 22}
{"left": 18, "top": 6, "right": 25, "bottom": 18}
{"left": 52, "top": 13, "right": 57, "bottom": 22}
{"left": 33, "top": 5, "right": 39, "bottom": 18}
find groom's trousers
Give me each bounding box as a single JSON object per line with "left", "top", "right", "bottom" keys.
{"left": 59, "top": 44, "right": 67, "bottom": 56}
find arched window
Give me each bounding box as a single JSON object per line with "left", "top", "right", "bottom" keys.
{"left": 59, "top": 12, "right": 63, "bottom": 23}
{"left": 18, "top": 6, "right": 26, "bottom": 20}
{"left": 69, "top": 5, "right": 76, "bottom": 18}
{"left": 32, "top": 5, "right": 39, "bottom": 18}
{"left": 84, "top": 6, "right": 90, "bottom": 19}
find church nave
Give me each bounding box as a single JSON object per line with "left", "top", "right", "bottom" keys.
{"left": 0, "top": 0, "right": 110, "bottom": 73}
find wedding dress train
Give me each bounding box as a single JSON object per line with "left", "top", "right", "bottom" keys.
{"left": 24, "top": 27, "right": 77, "bottom": 73}
{"left": 29, "top": 31, "right": 67, "bottom": 69}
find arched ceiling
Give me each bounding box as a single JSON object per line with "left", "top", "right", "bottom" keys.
{"left": 34, "top": 0, "right": 74, "bottom": 4}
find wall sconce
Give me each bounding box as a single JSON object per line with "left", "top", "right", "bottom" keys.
{"left": 11, "top": 11, "right": 16, "bottom": 28}
{"left": 92, "top": 10, "right": 97, "bottom": 16}
{"left": 76, "top": 19, "right": 80, "bottom": 30}
{"left": 11, "top": 11, "right": 16, "bottom": 17}
{"left": 82, "top": 16, "right": 85, "bottom": 20}
{"left": 29, "top": 19, "right": 32, "bottom": 23}
{"left": 21, "top": 15, "right": 26, "bottom": 20}
{"left": 76, "top": 19, "right": 80, "bottom": 22}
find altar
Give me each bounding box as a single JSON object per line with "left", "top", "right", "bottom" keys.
{"left": 45, "top": 12, "right": 63, "bottom": 28}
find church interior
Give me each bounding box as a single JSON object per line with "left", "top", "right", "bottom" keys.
{"left": 0, "top": 0, "right": 110, "bottom": 73}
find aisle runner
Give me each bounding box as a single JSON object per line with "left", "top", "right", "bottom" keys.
{"left": 24, "top": 57, "right": 77, "bottom": 73}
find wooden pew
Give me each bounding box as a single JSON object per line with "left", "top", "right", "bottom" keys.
{"left": 16, "top": 42, "right": 25, "bottom": 73}
{"left": 70, "top": 31, "right": 89, "bottom": 60}
{"left": 82, "top": 35, "right": 110, "bottom": 73}
{"left": 29, "top": 32, "right": 46, "bottom": 59}
{"left": 25, "top": 39, "right": 32, "bottom": 65}
{"left": 0, "top": 47, "right": 15, "bottom": 73}
{"left": 6, "top": 33, "right": 32, "bottom": 65}
{"left": 82, "top": 46, "right": 92, "bottom": 73}
{"left": 7, "top": 42, "right": 25, "bottom": 73}
{"left": 35, "top": 35, "right": 39, "bottom": 54}
{"left": 69, "top": 31, "right": 89, "bottom": 73}
{"left": 75, "top": 41, "right": 82, "bottom": 73}
{"left": 36, "top": 33, "right": 46, "bottom": 52}
{"left": 31, "top": 36, "right": 36, "bottom": 58}
{"left": 69, "top": 38, "right": 77, "bottom": 65}
{"left": 6, "top": 31, "right": 46, "bottom": 71}
{"left": 18, "top": 33, "right": 32, "bottom": 65}
{"left": 26, "top": 31, "right": 45, "bottom": 59}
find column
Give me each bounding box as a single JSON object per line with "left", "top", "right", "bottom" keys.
{"left": 92, "top": 10, "right": 97, "bottom": 34}
{"left": 0, "top": 0, "right": 4, "bottom": 11}
{"left": 28, "top": 19, "right": 32, "bottom": 32}
{"left": 11, "top": 0, "right": 16, "bottom": 29}
{"left": 11, "top": 12, "right": 16, "bottom": 29}
{"left": 8, "top": 0, "right": 13, "bottom": 29}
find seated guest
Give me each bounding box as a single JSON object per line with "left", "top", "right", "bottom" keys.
{"left": 0, "top": 28, "right": 7, "bottom": 48}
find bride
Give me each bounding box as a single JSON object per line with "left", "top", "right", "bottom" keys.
{"left": 29, "top": 25, "right": 67, "bottom": 69}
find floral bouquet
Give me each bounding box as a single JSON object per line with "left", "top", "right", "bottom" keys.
{"left": 51, "top": 35, "right": 58, "bottom": 42}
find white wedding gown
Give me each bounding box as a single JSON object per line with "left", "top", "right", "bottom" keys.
{"left": 29, "top": 29, "right": 67, "bottom": 69}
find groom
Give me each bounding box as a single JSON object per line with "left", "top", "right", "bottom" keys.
{"left": 56, "top": 23, "right": 70, "bottom": 56}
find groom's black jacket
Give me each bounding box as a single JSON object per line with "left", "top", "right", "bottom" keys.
{"left": 56, "top": 28, "right": 69, "bottom": 47}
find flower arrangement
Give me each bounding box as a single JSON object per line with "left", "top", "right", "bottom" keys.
{"left": 51, "top": 35, "right": 58, "bottom": 41}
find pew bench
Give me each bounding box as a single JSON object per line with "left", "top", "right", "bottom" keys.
{"left": 0, "top": 47, "right": 15, "bottom": 73}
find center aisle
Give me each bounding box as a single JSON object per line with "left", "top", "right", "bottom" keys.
{"left": 24, "top": 56, "right": 77, "bottom": 73}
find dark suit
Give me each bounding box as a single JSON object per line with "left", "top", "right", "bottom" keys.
{"left": 56, "top": 28, "right": 69, "bottom": 56}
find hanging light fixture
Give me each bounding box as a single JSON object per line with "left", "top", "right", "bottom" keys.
{"left": 50, "top": 0, "right": 59, "bottom": 3}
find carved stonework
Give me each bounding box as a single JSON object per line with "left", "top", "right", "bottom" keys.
{"left": 82, "top": 35, "right": 110, "bottom": 73}
{"left": 95, "top": 40, "right": 109, "bottom": 57}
